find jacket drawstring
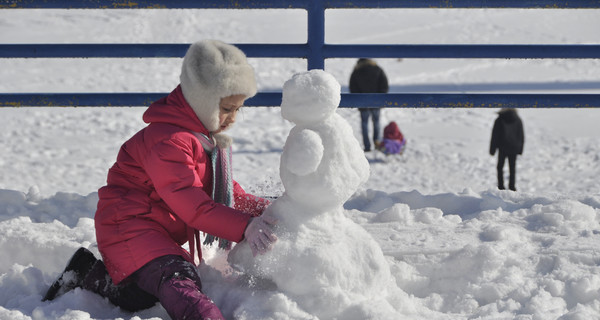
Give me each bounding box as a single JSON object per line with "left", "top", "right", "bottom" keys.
{"left": 187, "top": 227, "right": 202, "bottom": 265}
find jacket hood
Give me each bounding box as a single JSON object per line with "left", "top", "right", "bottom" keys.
{"left": 383, "top": 121, "right": 403, "bottom": 140}
{"left": 143, "top": 86, "right": 210, "bottom": 136}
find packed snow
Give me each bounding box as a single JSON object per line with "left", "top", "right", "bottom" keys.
{"left": 227, "top": 70, "right": 392, "bottom": 319}
{"left": 1, "top": 7, "right": 600, "bottom": 320}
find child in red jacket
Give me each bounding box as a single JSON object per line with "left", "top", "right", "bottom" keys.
{"left": 43, "top": 40, "right": 277, "bottom": 320}
{"left": 376, "top": 121, "right": 406, "bottom": 155}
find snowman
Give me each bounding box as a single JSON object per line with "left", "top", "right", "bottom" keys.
{"left": 228, "top": 70, "right": 399, "bottom": 319}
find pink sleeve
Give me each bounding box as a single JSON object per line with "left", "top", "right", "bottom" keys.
{"left": 233, "top": 180, "right": 271, "bottom": 217}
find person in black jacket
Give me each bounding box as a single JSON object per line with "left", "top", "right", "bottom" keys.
{"left": 490, "top": 108, "right": 525, "bottom": 191}
{"left": 349, "top": 58, "right": 389, "bottom": 152}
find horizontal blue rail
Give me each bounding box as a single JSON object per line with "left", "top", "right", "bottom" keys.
{"left": 0, "top": 44, "right": 306, "bottom": 58}
{"left": 2, "top": 44, "right": 600, "bottom": 59}
{"left": 2, "top": 0, "right": 599, "bottom": 9}
{"left": 3, "top": 93, "right": 600, "bottom": 108}
{"left": 1, "top": 0, "right": 599, "bottom": 108}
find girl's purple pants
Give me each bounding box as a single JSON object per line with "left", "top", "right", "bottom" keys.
{"left": 82, "top": 255, "right": 224, "bottom": 320}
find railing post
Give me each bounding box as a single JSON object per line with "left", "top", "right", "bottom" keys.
{"left": 306, "top": 0, "right": 325, "bottom": 70}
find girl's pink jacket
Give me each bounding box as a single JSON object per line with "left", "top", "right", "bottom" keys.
{"left": 95, "top": 86, "right": 269, "bottom": 284}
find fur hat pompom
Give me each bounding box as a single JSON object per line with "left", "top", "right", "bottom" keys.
{"left": 180, "top": 40, "right": 257, "bottom": 132}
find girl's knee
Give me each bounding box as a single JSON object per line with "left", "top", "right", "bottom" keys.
{"left": 158, "top": 274, "right": 224, "bottom": 320}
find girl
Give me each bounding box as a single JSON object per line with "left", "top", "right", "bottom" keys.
{"left": 43, "top": 40, "right": 278, "bottom": 320}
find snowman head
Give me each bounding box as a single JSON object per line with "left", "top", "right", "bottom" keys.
{"left": 281, "top": 69, "right": 341, "bottom": 125}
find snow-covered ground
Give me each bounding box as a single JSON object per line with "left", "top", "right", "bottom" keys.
{"left": 1, "top": 8, "right": 600, "bottom": 320}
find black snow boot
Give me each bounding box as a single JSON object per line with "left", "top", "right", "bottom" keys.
{"left": 42, "top": 247, "right": 98, "bottom": 301}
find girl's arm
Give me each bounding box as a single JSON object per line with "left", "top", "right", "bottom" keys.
{"left": 144, "top": 135, "right": 250, "bottom": 242}
{"left": 233, "top": 180, "right": 271, "bottom": 217}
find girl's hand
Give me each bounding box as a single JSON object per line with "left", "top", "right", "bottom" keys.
{"left": 244, "top": 215, "right": 278, "bottom": 257}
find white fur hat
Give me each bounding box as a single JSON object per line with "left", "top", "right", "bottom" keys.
{"left": 180, "top": 40, "right": 257, "bottom": 132}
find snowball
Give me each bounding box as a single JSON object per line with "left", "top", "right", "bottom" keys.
{"left": 280, "top": 128, "right": 323, "bottom": 176}
{"left": 280, "top": 69, "right": 340, "bottom": 126}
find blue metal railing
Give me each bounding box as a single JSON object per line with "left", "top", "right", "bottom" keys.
{"left": 1, "top": 0, "right": 600, "bottom": 108}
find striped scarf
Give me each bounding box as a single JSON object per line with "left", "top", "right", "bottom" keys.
{"left": 193, "top": 132, "right": 234, "bottom": 250}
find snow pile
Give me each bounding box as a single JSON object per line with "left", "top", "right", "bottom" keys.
{"left": 346, "top": 189, "right": 600, "bottom": 319}
{"left": 2, "top": 188, "right": 600, "bottom": 319}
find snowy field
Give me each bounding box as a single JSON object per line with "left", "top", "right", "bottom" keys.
{"left": 1, "top": 7, "right": 600, "bottom": 320}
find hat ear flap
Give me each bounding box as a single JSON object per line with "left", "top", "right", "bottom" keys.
{"left": 180, "top": 44, "right": 220, "bottom": 131}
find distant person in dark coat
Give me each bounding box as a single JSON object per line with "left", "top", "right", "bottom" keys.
{"left": 349, "top": 58, "right": 389, "bottom": 152}
{"left": 490, "top": 108, "right": 525, "bottom": 191}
